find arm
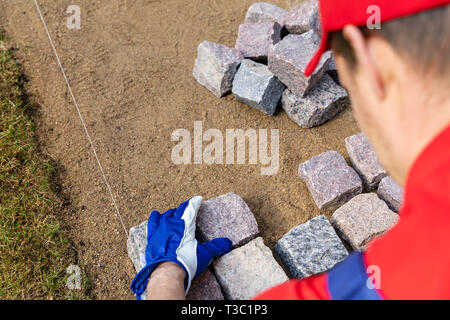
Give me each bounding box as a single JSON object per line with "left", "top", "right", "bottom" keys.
{"left": 146, "top": 261, "right": 187, "bottom": 300}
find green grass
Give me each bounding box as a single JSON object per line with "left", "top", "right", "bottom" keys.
{"left": 0, "top": 32, "right": 89, "bottom": 299}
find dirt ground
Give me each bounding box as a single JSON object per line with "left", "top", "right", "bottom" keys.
{"left": 0, "top": 0, "right": 360, "bottom": 299}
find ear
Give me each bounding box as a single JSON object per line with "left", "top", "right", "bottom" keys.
{"left": 342, "top": 25, "right": 385, "bottom": 100}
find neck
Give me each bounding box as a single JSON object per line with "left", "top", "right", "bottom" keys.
{"left": 396, "top": 84, "right": 450, "bottom": 185}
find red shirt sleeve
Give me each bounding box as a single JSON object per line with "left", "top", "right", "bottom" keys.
{"left": 253, "top": 273, "right": 330, "bottom": 300}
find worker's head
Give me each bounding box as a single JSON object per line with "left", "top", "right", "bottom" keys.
{"left": 306, "top": 1, "right": 450, "bottom": 185}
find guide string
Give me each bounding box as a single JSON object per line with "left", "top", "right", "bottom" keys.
{"left": 34, "top": 0, "right": 129, "bottom": 237}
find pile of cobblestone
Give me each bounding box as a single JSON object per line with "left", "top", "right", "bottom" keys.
{"left": 193, "top": 1, "right": 346, "bottom": 127}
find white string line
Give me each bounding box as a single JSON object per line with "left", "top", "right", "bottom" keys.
{"left": 34, "top": 0, "right": 128, "bottom": 237}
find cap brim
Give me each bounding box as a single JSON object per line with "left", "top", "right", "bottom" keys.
{"left": 304, "top": 31, "right": 329, "bottom": 77}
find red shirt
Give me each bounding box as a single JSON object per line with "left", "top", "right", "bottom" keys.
{"left": 255, "top": 125, "right": 450, "bottom": 300}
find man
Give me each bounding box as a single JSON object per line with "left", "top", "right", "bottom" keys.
{"left": 131, "top": 0, "right": 450, "bottom": 299}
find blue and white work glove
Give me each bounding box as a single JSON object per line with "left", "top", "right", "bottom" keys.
{"left": 130, "top": 196, "right": 232, "bottom": 299}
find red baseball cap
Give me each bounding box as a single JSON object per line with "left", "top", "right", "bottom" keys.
{"left": 305, "top": 0, "right": 450, "bottom": 76}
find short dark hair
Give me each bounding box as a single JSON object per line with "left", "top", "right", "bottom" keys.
{"left": 330, "top": 5, "right": 450, "bottom": 86}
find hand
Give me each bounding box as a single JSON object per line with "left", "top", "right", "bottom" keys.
{"left": 130, "top": 196, "right": 232, "bottom": 299}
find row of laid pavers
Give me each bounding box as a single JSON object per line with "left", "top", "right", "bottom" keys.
{"left": 127, "top": 172, "right": 403, "bottom": 299}
{"left": 192, "top": 1, "right": 345, "bottom": 128}
{"left": 276, "top": 135, "right": 404, "bottom": 277}
{"left": 127, "top": 192, "right": 348, "bottom": 300}
{"left": 127, "top": 134, "right": 405, "bottom": 299}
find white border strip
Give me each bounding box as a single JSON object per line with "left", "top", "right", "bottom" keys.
{"left": 34, "top": 0, "right": 128, "bottom": 237}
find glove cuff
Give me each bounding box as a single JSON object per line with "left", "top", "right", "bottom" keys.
{"left": 176, "top": 256, "right": 194, "bottom": 294}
